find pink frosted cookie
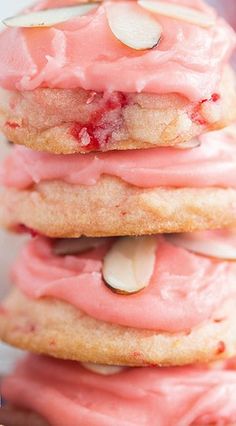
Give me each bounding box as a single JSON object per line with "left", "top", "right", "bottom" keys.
{"left": 1, "top": 127, "right": 236, "bottom": 237}
{"left": 0, "top": 0, "right": 235, "bottom": 153}
{"left": 1, "top": 355, "right": 236, "bottom": 425}
{"left": 1, "top": 231, "right": 236, "bottom": 365}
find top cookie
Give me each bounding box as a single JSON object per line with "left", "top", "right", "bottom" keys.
{"left": 0, "top": 0, "right": 235, "bottom": 153}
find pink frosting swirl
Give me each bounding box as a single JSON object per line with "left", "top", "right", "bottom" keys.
{"left": 2, "top": 355, "right": 236, "bottom": 425}
{"left": 0, "top": 0, "right": 234, "bottom": 100}
{"left": 11, "top": 233, "right": 236, "bottom": 332}
{"left": 2, "top": 128, "right": 236, "bottom": 190}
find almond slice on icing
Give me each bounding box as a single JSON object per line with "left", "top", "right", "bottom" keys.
{"left": 82, "top": 363, "right": 125, "bottom": 375}
{"left": 166, "top": 231, "right": 236, "bottom": 260}
{"left": 175, "top": 138, "right": 201, "bottom": 150}
{"left": 106, "top": 3, "right": 162, "bottom": 50}
{"left": 138, "top": 1, "right": 215, "bottom": 28}
{"left": 103, "top": 236, "right": 157, "bottom": 295}
{"left": 3, "top": 4, "right": 98, "bottom": 28}
{"left": 53, "top": 237, "right": 103, "bottom": 256}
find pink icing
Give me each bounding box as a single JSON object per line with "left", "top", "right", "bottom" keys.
{"left": 0, "top": 0, "right": 235, "bottom": 100}
{"left": 11, "top": 233, "right": 236, "bottom": 332}
{"left": 2, "top": 355, "right": 236, "bottom": 425}
{"left": 2, "top": 128, "right": 236, "bottom": 190}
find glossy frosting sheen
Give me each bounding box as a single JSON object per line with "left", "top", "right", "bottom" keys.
{"left": 12, "top": 233, "right": 236, "bottom": 332}
{"left": 0, "top": 0, "right": 234, "bottom": 100}
{"left": 3, "top": 355, "right": 236, "bottom": 425}
{"left": 2, "top": 128, "right": 236, "bottom": 190}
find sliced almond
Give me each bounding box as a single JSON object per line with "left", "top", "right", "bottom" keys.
{"left": 53, "top": 237, "right": 103, "bottom": 256}
{"left": 103, "top": 236, "right": 157, "bottom": 295}
{"left": 3, "top": 4, "right": 98, "bottom": 28}
{"left": 82, "top": 363, "right": 125, "bottom": 375}
{"left": 175, "top": 138, "right": 201, "bottom": 150}
{"left": 106, "top": 3, "right": 162, "bottom": 50}
{"left": 166, "top": 231, "right": 236, "bottom": 261}
{"left": 138, "top": 1, "right": 215, "bottom": 28}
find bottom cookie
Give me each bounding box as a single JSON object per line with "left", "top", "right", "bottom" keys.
{"left": 1, "top": 355, "right": 236, "bottom": 426}
{"left": 1, "top": 289, "right": 236, "bottom": 366}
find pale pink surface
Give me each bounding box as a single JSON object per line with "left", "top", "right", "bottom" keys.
{"left": 2, "top": 128, "right": 236, "bottom": 190}
{"left": 0, "top": 0, "right": 235, "bottom": 100}
{"left": 11, "top": 233, "right": 236, "bottom": 332}
{"left": 3, "top": 355, "right": 236, "bottom": 425}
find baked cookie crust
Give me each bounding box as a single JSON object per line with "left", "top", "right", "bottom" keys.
{"left": 2, "top": 178, "right": 236, "bottom": 237}
{"left": 1, "top": 289, "right": 236, "bottom": 367}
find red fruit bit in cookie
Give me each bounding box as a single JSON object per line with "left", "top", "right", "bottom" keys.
{"left": 15, "top": 224, "right": 38, "bottom": 238}
{"left": 190, "top": 103, "right": 207, "bottom": 126}
{"left": 216, "top": 341, "right": 226, "bottom": 355}
{"left": 191, "top": 109, "right": 207, "bottom": 126}
{"left": 5, "top": 121, "right": 20, "bottom": 129}
{"left": 71, "top": 92, "right": 127, "bottom": 151}
{"left": 211, "top": 93, "right": 220, "bottom": 102}
{"left": 71, "top": 123, "right": 100, "bottom": 150}
{"left": 201, "top": 93, "right": 221, "bottom": 104}
{"left": 106, "top": 92, "right": 127, "bottom": 110}
{"left": 191, "top": 93, "right": 220, "bottom": 125}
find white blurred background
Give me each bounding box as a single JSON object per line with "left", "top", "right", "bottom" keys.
{"left": 0, "top": 0, "right": 235, "bottom": 374}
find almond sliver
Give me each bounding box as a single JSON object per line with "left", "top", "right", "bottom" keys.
{"left": 82, "top": 363, "right": 125, "bottom": 375}
{"left": 106, "top": 2, "right": 162, "bottom": 50}
{"left": 3, "top": 4, "right": 98, "bottom": 28}
{"left": 103, "top": 236, "right": 157, "bottom": 294}
{"left": 167, "top": 231, "right": 236, "bottom": 260}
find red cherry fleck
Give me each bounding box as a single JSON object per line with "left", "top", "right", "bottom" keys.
{"left": 5, "top": 121, "right": 20, "bottom": 129}
{"left": 15, "top": 224, "right": 38, "bottom": 238}
{"left": 211, "top": 93, "right": 220, "bottom": 102}
{"left": 71, "top": 92, "right": 128, "bottom": 151}
{"left": 216, "top": 341, "right": 226, "bottom": 355}
{"left": 190, "top": 100, "right": 207, "bottom": 125}
{"left": 106, "top": 92, "right": 127, "bottom": 110}
{"left": 71, "top": 123, "right": 100, "bottom": 150}
{"left": 201, "top": 93, "right": 220, "bottom": 104}
{"left": 191, "top": 110, "right": 207, "bottom": 126}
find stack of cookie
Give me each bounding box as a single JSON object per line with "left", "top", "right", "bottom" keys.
{"left": 0, "top": 0, "right": 236, "bottom": 424}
